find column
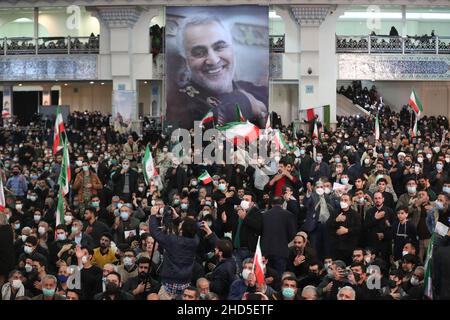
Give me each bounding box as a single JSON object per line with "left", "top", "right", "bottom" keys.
{"left": 401, "top": 5, "right": 407, "bottom": 37}
{"left": 34, "top": 7, "right": 39, "bottom": 39}
{"left": 291, "top": 5, "right": 339, "bottom": 130}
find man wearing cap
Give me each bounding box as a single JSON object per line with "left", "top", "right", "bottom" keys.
{"left": 287, "top": 232, "right": 317, "bottom": 278}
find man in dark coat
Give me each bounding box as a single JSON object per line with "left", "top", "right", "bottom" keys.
{"left": 111, "top": 159, "right": 138, "bottom": 202}
{"left": 0, "top": 213, "right": 15, "bottom": 286}
{"left": 261, "top": 197, "right": 297, "bottom": 275}
{"left": 327, "top": 194, "right": 362, "bottom": 265}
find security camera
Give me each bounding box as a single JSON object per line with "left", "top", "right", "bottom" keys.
{"left": 307, "top": 67, "right": 312, "bottom": 75}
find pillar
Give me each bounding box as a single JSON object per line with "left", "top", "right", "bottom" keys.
{"left": 42, "top": 84, "right": 52, "bottom": 106}
{"left": 291, "top": 5, "right": 339, "bottom": 128}
{"left": 2, "top": 84, "right": 13, "bottom": 123}
{"left": 34, "top": 7, "right": 39, "bottom": 39}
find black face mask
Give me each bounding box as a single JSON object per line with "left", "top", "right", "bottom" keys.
{"left": 105, "top": 282, "right": 120, "bottom": 295}
{"left": 388, "top": 279, "right": 397, "bottom": 288}
{"left": 353, "top": 272, "right": 361, "bottom": 283}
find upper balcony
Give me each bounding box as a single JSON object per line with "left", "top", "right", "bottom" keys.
{"left": 0, "top": 35, "right": 99, "bottom": 55}
{"left": 336, "top": 35, "right": 450, "bottom": 55}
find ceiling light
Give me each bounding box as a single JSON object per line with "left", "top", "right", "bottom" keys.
{"left": 90, "top": 81, "right": 94, "bottom": 84}
{"left": 101, "top": 82, "right": 105, "bottom": 85}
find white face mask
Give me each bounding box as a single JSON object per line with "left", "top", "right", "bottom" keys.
{"left": 138, "top": 187, "right": 144, "bottom": 192}
{"left": 123, "top": 257, "right": 134, "bottom": 267}
{"left": 15, "top": 204, "right": 23, "bottom": 211}
{"left": 242, "top": 269, "right": 251, "bottom": 280}
{"left": 426, "top": 154, "right": 432, "bottom": 159}
{"left": 38, "top": 226, "right": 46, "bottom": 235}
{"left": 407, "top": 186, "right": 416, "bottom": 194}
{"left": 417, "top": 157, "right": 423, "bottom": 163}
{"left": 341, "top": 178, "right": 349, "bottom": 185}
{"left": 316, "top": 188, "right": 324, "bottom": 196}
{"left": 24, "top": 245, "right": 33, "bottom": 254}
{"left": 410, "top": 276, "right": 420, "bottom": 286}
{"left": 316, "top": 156, "right": 322, "bottom": 162}
{"left": 34, "top": 215, "right": 41, "bottom": 223}
{"left": 21, "top": 235, "right": 28, "bottom": 242}
{"left": 340, "top": 201, "right": 349, "bottom": 209}
{"left": 64, "top": 216, "right": 73, "bottom": 223}
{"left": 11, "top": 279, "right": 22, "bottom": 289}
{"left": 76, "top": 160, "right": 83, "bottom": 167}
{"left": 122, "top": 164, "right": 129, "bottom": 170}
{"left": 57, "top": 233, "right": 67, "bottom": 241}
{"left": 240, "top": 200, "right": 250, "bottom": 210}
{"left": 324, "top": 187, "right": 331, "bottom": 195}
{"left": 402, "top": 250, "right": 409, "bottom": 257}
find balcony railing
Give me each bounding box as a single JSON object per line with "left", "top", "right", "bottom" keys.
{"left": 336, "top": 35, "right": 450, "bottom": 54}
{"left": 270, "top": 34, "right": 285, "bottom": 53}
{"left": 0, "top": 36, "right": 99, "bottom": 55}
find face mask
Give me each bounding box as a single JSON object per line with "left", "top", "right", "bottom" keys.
{"left": 173, "top": 199, "right": 180, "bottom": 206}
{"left": 202, "top": 211, "right": 210, "bottom": 217}
{"left": 282, "top": 287, "right": 296, "bottom": 299}
{"left": 435, "top": 200, "right": 444, "bottom": 210}
{"left": 138, "top": 187, "right": 144, "bottom": 193}
{"left": 92, "top": 201, "right": 100, "bottom": 208}
{"left": 409, "top": 276, "right": 419, "bottom": 286}
{"left": 58, "top": 275, "right": 69, "bottom": 284}
{"left": 316, "top": 188, "right": 324, "bottom": 196}
{"left": 358, "top": 197, "right": 365, "bottom": 204}
{"left": 24, "top": 246, "right": 33, "bottom": 254}
{"left": 42, "top": 288, "right": 55, "bottom": 297}
{"left": 123, "top": 257, "right": 134, "bottom": 267}
{"left": 402, "top": 250, "right": 409, "bottom": 257}
{"left": 433, "top": 147, "right": 440, "bottom": 153}
{"left": 11, "top": 279, "right": 22, "bottom": 289}
{"left": 71, "top": 226, "right": 79, "bottom": 234}
{"left": 15, "top": 204, "right": 23, "bottom": 211}
{"left": 436, "top": 163, "right": 443, "bottom": 171}
{"left": 180, "top": 204, "right": 188, "bottom": 211}
{"left": 341, "top": 178, "right": 349, "bottom": 185}
{"left": 443, "top": 186, "right": 450, "bottom": 194}
{"left": 388, "top": 279, "right": 397, "bottom": 289}
{"left": 38, "top": 227, "right": 46, "bottom": 235}
{"left": 240, "top": 200, "right": 250, "bottom": 210}
{"left": 300, "top": 149, "right": 306, "bottom": 155}
{"left": 384, "top": 152, "right": 389, "bottom": 158}
{"left": 340, "top": 201, "right": 349, "bottom": 210}
{"left": 25, "top": 264, "right": 33, "bottom": 273}
{"left": 120, "top": 212, "right": 129, "bottom": 221}
{"left": 426, "top": 154, "right": 432, "bottom": 159}
{"left": 57, "top": 233, "right": 67, "bottom": 241}
{"left": 316, "top": 156, "right": 322, "bottom": 162}
{"left": 81, "top": 256, "right": 89, "bottom": 264}
{"left": 200, "top": 293, "right": 206, "bottom": 300}
{"left": 87, "top": 152, "right": 94, "bottom": 159}
{"left": 76, "top": 160, "right": 83, "bottom": 167}
{"left": 117, "top": 203, "right": 123, "bottom": 209}
{"left": 82, "top": 165, "right": 89, "bottom": 172}
{"left": 335, "top": 158, "right": 341, "bottom": 163}
{"left": 191, "top": 181, "right": 198, "bottom": 187}
{"left": 105, "top": 282, "right": 120, "bottom": 294}
{"left": 407, "top": 186, "right": 416, "bottom": 194}
{"left": 14, "top": 223, "right": 20, "bottom": 230}
{"left": 218, "top": 184, "right": 226, "bottom": 191}
{"left": 64, "top": 216, "right": 73, "bottom": 223}
{"left": 417, "top": 157, "right": 423, "bottom": 163}
{"left": 242, "top": 269, "right": 251, "bottom": 280}
{"left": 122, "top": 164, "right": 129, "bottom": 170}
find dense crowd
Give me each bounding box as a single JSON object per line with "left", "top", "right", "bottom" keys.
{"left": 0, "top": 109, "right": 449, "bottom": 301}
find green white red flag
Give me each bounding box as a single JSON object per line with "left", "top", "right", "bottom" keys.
{"left": 0, "top": 178, "right": 5, "bottom": 212}
{"left": 375, "top": 114, "right": 380, "bottom": 140}
{"left": 143, "top": 145, "right": 158, "bottom": 186}
{"left": 236, "top": 104, "right": 246, "bottom": 122}
{"left": 217, "top": 121, "right": 260, "bottom": 145}
{"left": 58, "top": 137, "right": 71, "bottom": 196}
{"left": 200, "top": 109, "right": 214, "bottom": 127}
{"left": 198, "top": 171, "right": 213, "bottom": 185}
{"left": 252, "top": 236, "right": 265, "bottom": 285}
{"left": 53, "top": 106, "right": 66, "bottom": 155}
{"left": 408, "top": 89, "right": 424, "bottom": 115}
{"left": 424, "top": 233, "right": 435, "bottom": 299}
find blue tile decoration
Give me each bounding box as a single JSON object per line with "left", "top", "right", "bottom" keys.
{"left": 0, "top": 55, "right": 97, "bottom": 81}
{"left": 338, "top": 54, "right": 450, "bottom": 80}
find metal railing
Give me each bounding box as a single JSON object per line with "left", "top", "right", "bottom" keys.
{"left": 336, "top": 35, "right": 450, "bottom": 54}
{"left": 270, "top": 34, "right": 285, "bottom": 53}
{"left": 0, "top": 35, "right": 99, "bottom": 55}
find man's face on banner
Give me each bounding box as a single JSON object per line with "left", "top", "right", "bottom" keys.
{"left": 183, "top": 21, "right": 235, "bottom": 94}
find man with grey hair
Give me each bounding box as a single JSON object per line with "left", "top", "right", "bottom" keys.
{"left": 32, "top": 275, "right": 66, "bottom": 300}
{"left": 337, "top": 286, "right": 356, "bottom": 300}
{"left": 301, "top": 285, "right": 318, "bottom": 300}
{"left": 167, "top": 15, "right": 268, "bottom": 129}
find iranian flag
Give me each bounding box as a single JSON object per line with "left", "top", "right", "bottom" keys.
{"left": 408, "top": 89, "right": 424, "bottom": 115}
{"left": 312, "top": 120, "right": 319, "bottom": 139}
{"left": 55, "top": 191, "right": 65, "bottom": 227}
{"left": 58, "top": 137, "right": 71, "bottom": 196}
{"left": 273, "top": 130, "right": 290, "bottom": 151}
{"left": 424, "top": 233, "right": 435, "bottom": 299}
{"left": 200, "top": 109, "right": 214, "bottom": 127}
{"left": 236, "top": 104, "right": 246, "bottom": 122}
{"left": 265, "top": 114, "right": 271, "bottom": 131}
{"left": 252, "top": 237, "right": 265, "bottom": 285}
{"left": 306, "top": 108, "right": 315, "bottom": 122}
{"left": 143, "top": 145, "right": 158, "bottom": 185}
{"left": 198, "top": 171, "right": 213, "bottom": 185}
{"left": 217, "top": 121, "right": 260, "bottom": 145}
{"left": 375, "top": 114, "right": 380, "bottom": 140}
{"left": 53, "top": 106, "right": 66, "bottom": 155}
{"left": 0, "top": 178, "right": 5, "bottom": 212}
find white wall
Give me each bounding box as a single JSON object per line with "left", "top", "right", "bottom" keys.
{"left": 60, "top": 82, "right": 112, "bottom": 113}
{"left": 270, "top": 83, "right": 298, "bottom": 124}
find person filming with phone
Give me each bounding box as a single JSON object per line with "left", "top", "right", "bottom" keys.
{"left": 148, "top": 205, "right": 199, "bottom": 300}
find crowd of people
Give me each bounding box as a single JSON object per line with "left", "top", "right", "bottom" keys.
{"left": 337, "top": 80, "right": 387, "bottom": 114}
{"left": 0, "top": 108, "right": 449, "bottom": 301}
